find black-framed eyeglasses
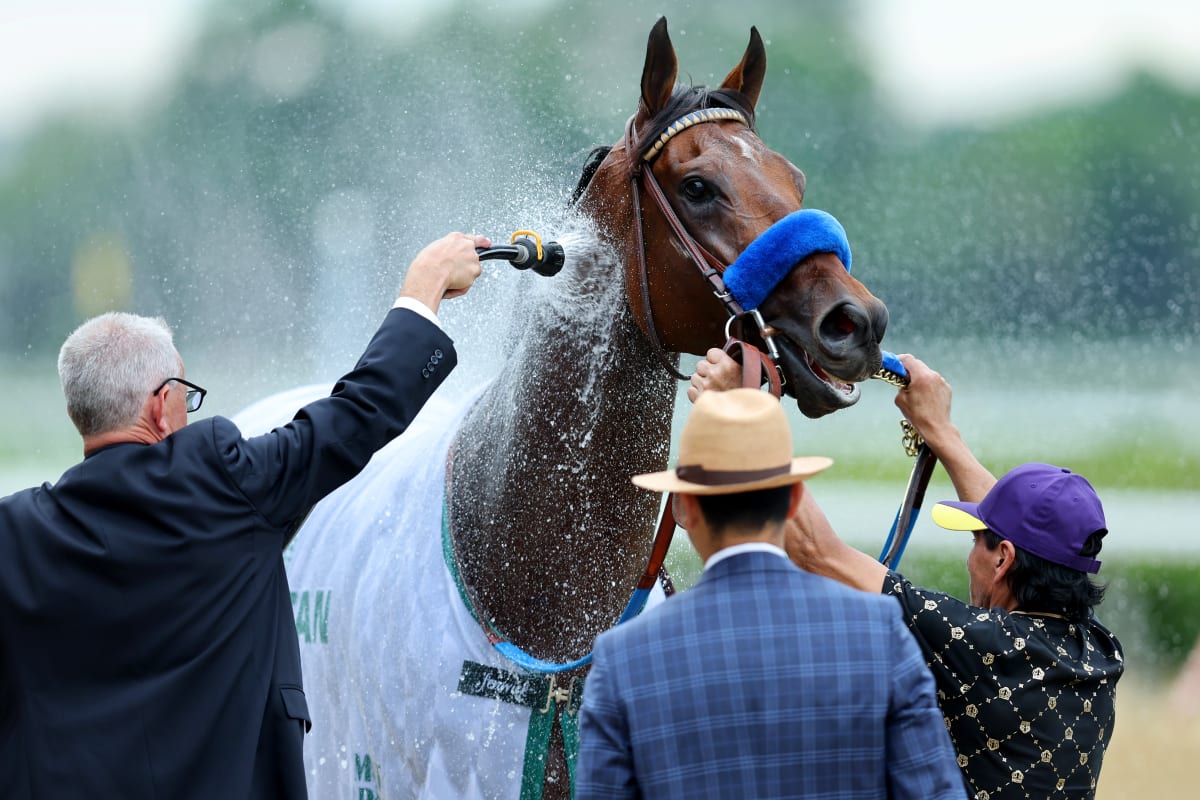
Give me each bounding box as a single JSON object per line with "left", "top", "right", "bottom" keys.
{"left": 152, "top": 377, "right": 208, "bottom": 413}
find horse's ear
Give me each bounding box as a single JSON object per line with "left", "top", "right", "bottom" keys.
{"left": 639, "top": 17, "right": 678, "bottom": 120}
{"left": 719, "top": 26, "right": 766, "bottom": 110}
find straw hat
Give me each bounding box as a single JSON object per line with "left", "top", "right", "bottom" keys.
{"left": 632, "top": 388, "right": 832, "bottom": 495}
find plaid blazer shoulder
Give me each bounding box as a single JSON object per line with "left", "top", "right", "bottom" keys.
{"left": 576, "top": 551, "right": 967, "bottom": 800}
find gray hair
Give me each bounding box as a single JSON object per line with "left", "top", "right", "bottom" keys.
{"left": 57, "top": 312, "right": 181, "bottom": 437}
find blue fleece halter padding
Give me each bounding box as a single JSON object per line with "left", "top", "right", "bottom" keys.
{"left": 723, "top": 209, "right": 852, "bottom": 310}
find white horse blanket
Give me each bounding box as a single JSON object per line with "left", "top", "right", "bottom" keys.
{"left": 235, "top": 383, "right": 660, "bottom": 799}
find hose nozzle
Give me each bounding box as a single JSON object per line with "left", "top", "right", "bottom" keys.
{"left": 475, "top": 231, "right": 564, "bottom": 277}
{"left": 510, "top": 235, "right": 565, "bottom": 277}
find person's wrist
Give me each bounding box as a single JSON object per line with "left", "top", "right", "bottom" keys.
{"left": 399, "top": 266, "right": 453, "bottom": 309}
{"left": 917, "top": 419, "right": 959, "bottom": 447}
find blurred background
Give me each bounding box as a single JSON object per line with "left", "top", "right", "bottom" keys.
{"left": 2, "top": 0, "right": 1197, "bottom": 792}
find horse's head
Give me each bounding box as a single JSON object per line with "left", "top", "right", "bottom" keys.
{"left": 574, "top": 18, "right": 889, "bottom": 419}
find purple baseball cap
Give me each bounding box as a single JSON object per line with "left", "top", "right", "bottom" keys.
{"left": 930, "top": 463, "right": 1107, "bottom": 574}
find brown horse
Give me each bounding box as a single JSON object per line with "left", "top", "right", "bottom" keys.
{"left": 236, "top": 18, "right": 890, "bottom": 800}
{"left": 447, "top": 17, "right": 888, "bottom": 797}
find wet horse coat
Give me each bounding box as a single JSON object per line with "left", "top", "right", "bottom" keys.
{"left": 236, "top": 19, "right": 891, "bottom": 800}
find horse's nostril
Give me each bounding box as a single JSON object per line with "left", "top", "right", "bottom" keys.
{"left": 820, "top": 304, "right": 865, "bottom": 343}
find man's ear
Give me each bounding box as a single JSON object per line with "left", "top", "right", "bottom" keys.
{"left": 671, "top": 492, "right": 690, "bottom": 528}
{"left": 786, "top": 482, "right": 805, "bottom": 519}
{"left": 994, "top": 539, "right": 1018, "bottom": 579}
{"left": 149, "top": 386, "right": 171, "bottom": 436}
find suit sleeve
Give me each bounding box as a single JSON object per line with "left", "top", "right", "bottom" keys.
{"left": 575, "top": 634, "right": 638, "bottom": 800}
{"left": 217, "top": 307, "right": 456, "bottom": 539}
{"left": 883, "top": 608, "right": 969, "bottom": 800}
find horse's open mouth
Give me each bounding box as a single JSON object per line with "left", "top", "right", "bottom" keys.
{"left": 775, "top": 338, "right": 862, "bottom": 419}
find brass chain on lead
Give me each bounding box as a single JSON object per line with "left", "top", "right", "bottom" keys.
{"left": 900, "top": 420, "right": 924, "bottom": 458}
{"left": 871, "top": 366, "right": 908, "bottom": 388}
{"left": 872, "top": 364, "right": 923, "bottom": 456}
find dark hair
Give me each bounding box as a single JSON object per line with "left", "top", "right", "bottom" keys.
{"left": 569, "top": 146, "right": 611, "bottom": 207}
{"left": 695, "top": 485, "right": 792, "bottom": 537}
{"left": 982, "top": 530, "right": 1107, "bottom": 621}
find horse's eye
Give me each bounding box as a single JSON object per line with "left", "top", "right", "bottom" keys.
{"left": 680, "top": 177, "right": 714, "bottom": 203}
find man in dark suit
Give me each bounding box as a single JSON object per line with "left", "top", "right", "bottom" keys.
{"left": 575, "top": 388, "right": 965, "bottom": 800}
{"left": 0, "top": 232, "right": 487, "bottom": 798}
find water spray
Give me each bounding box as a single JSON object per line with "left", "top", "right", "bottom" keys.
{"left": 476, "top": 230, "right": 565, "bottom": 277}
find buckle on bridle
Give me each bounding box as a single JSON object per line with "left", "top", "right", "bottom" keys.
{"left": 748, "top": 309, "right": 782, "bottom": 363}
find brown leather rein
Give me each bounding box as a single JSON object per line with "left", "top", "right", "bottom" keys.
{"left": 623, "top": 107, "right": 785, "bottom": 597}
{"left": 623, "top": 108, "right": 784, "bottom": 384}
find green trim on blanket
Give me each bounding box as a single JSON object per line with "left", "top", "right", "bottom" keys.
{"left": 442, "top": 500, "right": 484, "bottom": 628}
{"left": 516, "top": 672, "right": 582, "bottom": 800}
{"left": 562, "top": 680, "right": 583, "bottom": 794}
{"left": 521, "top": 704, "right": 555, "bottom": 800}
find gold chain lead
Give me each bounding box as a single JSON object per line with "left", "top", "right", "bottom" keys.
{"left": 900, "top": 420, "right": 924, "bottom": 458}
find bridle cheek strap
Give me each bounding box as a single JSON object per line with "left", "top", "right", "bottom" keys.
{"left": 624, "top": 112, "right": 759, "bottom": 383}
{"left": 625, "top": 127, "right": 689, "bottom": 381}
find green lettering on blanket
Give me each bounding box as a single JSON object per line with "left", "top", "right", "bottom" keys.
{"left": 353, "top": 752, "right": 380, "bottom": 799}
{"left": 290, "top": 589, "right": 331, "bottom": 644}
{"left": 355, "top": 753, "right": 374, "bottom": 782}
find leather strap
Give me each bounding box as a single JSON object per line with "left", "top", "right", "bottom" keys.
{"left": 623, "top": 113, "right": 751, "bottom": 383}
{"left": 636, "top": 494, "right": 680, "bottom": 593}
{"left": 621, "top": 110, "right": 784, "bottom": 597}
{"left": 637, "top": 165, "right": 743, "bottom": 318}
{"left": 626, "top": 116, "right": 690, "bottom": 382}
{"left": 879, "top": 443, "right": 939, "bottom": 570}
{"left": 722, "top": 338, "right": 782, "bottom": 398}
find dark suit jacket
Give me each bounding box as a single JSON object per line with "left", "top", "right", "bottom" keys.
{"left": 576, "top": 550, "right": 967, "bottom": 800}
{"left": 0, "top": 307, "right": 454, "bottom": 799}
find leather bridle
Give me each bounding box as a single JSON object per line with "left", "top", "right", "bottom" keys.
{"left": 622, "top": 107, "right": 788, "bottom": 601}
{"left": 623, "top": 108, "right": 786, "bottom": 385}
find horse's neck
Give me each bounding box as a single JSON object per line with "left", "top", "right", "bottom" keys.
{"left": 448, "top": 247, "right": 678, "bottom": 661}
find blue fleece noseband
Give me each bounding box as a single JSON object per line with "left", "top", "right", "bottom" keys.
{"left": 723, "top": 209, "right": 852, "bottom": 310}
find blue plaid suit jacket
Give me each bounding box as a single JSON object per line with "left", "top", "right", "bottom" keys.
{"left": 576, "top": 551, "right": 966, "bottom": 800}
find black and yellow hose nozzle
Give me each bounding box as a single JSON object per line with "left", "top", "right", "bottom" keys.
{"left": 476, "top": 231, "right": 565, "bottom": 277}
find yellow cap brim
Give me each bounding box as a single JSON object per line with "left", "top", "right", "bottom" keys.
{"left": 931, "top": 502, "right": 987, "bottom": 531}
